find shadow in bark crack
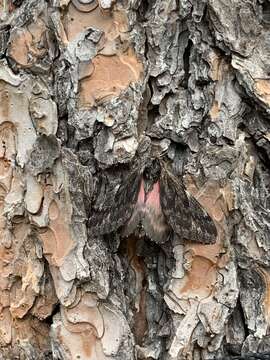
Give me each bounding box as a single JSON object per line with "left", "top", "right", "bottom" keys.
{"left": 118, "top": 233, "right": 172, "bottom": 354}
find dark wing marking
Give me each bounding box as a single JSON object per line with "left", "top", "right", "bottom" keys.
{"left": 121, "top": 179, "right": 144, "bottom": 238}
{"left": 160, "top": 167, "right": 217, "bottom": 244}
{"left": 88, "top": 169, "right": 141, "bottom": 236}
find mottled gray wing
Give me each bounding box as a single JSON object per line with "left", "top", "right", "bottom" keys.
{"left": 88, "top": 169, "right": 141, "bottom": 236}
{"left": 160, "top": 168, "right": 217, "bottom": 244}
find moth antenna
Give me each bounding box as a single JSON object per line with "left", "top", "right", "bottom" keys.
{"left": 159, "top": 148, "right": 168, "bottom": 158}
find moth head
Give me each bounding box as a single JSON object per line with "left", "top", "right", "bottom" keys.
{"left": 144, "top": 158, "right": 161, "bottom": 183}
{"left": 142, "top": 139, "right": 170, "bottom": 189}
{"left": 141, "top": 159, "right": 161, "bottom": 196}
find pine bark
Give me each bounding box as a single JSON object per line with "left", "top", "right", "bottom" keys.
{"left": 0, "top": 0, "right": 270, "bottom": 359}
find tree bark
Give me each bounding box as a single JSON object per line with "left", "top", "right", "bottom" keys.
{"left": 0, "top": 0, "right": 270, "bottom": 359}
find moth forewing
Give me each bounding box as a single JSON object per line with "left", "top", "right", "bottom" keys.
{"left": 160, "top": 166, "right": 217, "bottom": 244}
{"left": 88, "top": 168, "right": 141, "bottom": 236}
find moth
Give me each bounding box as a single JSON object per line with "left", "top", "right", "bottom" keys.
{"left": 88, "top": 159, "right": 217, "bottom": 244}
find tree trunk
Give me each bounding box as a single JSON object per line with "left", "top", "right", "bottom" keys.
{"left": 0, "top": 0, "right": 270, "bottom": 359}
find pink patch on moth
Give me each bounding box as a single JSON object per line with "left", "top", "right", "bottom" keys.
{"left": 137, "top": 179, "right": 145, "bottom": 204}
{"left": 145, "top": 181, "right": 161, "bottom": 211}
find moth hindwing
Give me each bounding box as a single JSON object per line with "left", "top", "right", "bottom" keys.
{"left": 121, "top": 177, "right": 170, "bottom": 244}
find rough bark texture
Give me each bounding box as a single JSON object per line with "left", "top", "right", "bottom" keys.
{"left": 0, "top": 0, "right": 270, "bottom": 359}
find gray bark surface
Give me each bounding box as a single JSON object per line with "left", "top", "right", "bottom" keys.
{"left": 0, "top": 0, "right": 270, "bottom": 359}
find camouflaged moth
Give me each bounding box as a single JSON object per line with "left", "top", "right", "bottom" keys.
{"left": 88, "top": 159, "right": 217, "bottom": 245}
